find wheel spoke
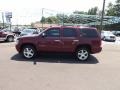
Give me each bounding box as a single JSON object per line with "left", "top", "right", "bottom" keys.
{"left": 81, "top": 50, "right": 84, "bottom": 54}
{"left": 26, "top": 48, "right": 29, "bottom": 52}
{"left": 84, "top": 51, "right": 88, "bottom": 55}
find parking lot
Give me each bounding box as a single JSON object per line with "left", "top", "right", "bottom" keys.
{"left": 0, "top": 40, "right": 120, "bottom": 90}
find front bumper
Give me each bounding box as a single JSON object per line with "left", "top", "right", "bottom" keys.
{"left": 15, "top": 44, "right": 21, "bottom": 53}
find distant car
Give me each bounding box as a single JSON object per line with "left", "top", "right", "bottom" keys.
{"left": 0, "top": 29, "right": 15, "bottom": 42}
{"left": 112, "top": 31, "right": 120, "bottom": 36}
{"left": 20, "top": 29, "right": 39, "bottom": 36}
{"left": 12, "top": 28, "right": 21, "bottom": 36}
{"left": 101, "top": 31, "right": 116, "bottom": 42}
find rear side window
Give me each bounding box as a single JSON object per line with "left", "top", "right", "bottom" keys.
{"left": 80, "top": 29, "right": 98, "bottom": 38}
{"left": 63, "top": 28, "right": 77, "bottom": 37}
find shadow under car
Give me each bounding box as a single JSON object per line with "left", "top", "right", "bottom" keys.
{"left": 11, "top": 53, "right": 99, "bottom": 65}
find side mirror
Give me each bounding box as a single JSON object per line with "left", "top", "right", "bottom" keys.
{"left": 41, "top": 33, "right": 46, "bottom": 37}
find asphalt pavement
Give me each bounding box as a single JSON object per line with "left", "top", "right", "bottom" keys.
{"left": 0, "top": 41, "right": 120, "bottom": 90}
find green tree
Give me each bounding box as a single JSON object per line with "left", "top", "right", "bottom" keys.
{"left": 46, "top": 17, "right": 53, "bottom": 24}
{"left": 88, "top": 7, "right": 98, "bottom": 15}
{"left": 50, "top": 16, "right": 58, "bottom": 23}
{"left": 40, "top": 16, "right": 46, "bottom": 23}
{"left": 69, "top": 15, "right": 76, "bottom": 24}
{"left": 114, "top": 0, "right": 120, "bottom": 16}
{"left": 73, "top": 11, "right": 87, "bottom": 14}
{"left": 106, "top": 2, "right": 116, "bottom": 16}
{"left": 56, "top": 14, "right": 64, "bottom": 23}
{"left": 106, "top": 0, "right": 120, "bottom": 16}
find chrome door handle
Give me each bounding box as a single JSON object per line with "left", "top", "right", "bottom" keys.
{"left": 54, "top": 40, "right": 64, "bottom": 45}
{"left": 73, "top": 40, "right": 79, "bottom": 42}
{"left": 72, "top": 40, "right": 79, "bottom": 44}
{"left": 54, "top": 40, "right": 61, "bottom": 42}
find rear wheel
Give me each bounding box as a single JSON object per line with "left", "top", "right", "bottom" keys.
{"left": 76, "top": 47, "right": 90, "bottom": 61}
{"left": 21, "top": 45, "right": 37, "bottom": 59}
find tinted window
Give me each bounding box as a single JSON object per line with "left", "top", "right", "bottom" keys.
{"left": 63, "top": 28, "right": 77, "bottom": 37}
{"left": 80, "top": 29, "right": 98, "bottom": 38}
{"left": 46, "top": 28, "right": 60, "bottom": 37}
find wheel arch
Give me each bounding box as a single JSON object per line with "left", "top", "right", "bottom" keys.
{"left": 6, "top": 35, "right": 14, "bottom": 38}
{"left": 20, "top": 43, "right": 37, "bottom": 53}
{"left": 75, "top": 44, "right": 91, "bottom": 53}
{"left": 6, "top": 35, "right": 14, "bottom": 41}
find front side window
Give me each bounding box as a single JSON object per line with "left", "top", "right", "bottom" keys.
{"left": 45, "top": 28, "right": 60, "bottom": 37}
{"left": 63, "top": 28, "right": 77, "bottom": 37}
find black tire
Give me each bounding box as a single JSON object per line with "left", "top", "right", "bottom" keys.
{"left": 76, "top": 47, "right": 90, "bottom": 61}
{"left": 21, "top": 45, "right": 37, "bottom": 59}
{"left": 7, "top": 36, "right": 14, "bottom": 42}
{"left": 103, "top": 37, "right": 106, "bottom": 41}
{"left": 113, "top": 40, "right": 116, "bottom": 42}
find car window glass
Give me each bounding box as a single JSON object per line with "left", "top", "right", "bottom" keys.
{"left": 45, "top": 28, "right": 60, "bottom": 37}
{"left": 80, "top": 29, "right": 98, "bottom": 38}
{"left": 63, "top": 28, "right": 77, "bottom": 37}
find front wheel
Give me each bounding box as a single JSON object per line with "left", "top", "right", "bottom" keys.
{"left": 76, "top": 48, "right": 90, "bottom": 61}
{"left": 7, "top": 36, "right": 14, "bottom": 42}
{"left": 21, "top": 45, "right": 37, "bottom": 59}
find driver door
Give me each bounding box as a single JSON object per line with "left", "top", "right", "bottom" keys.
{"left": 38, "top": 28, "right": 63, "bottom": 52}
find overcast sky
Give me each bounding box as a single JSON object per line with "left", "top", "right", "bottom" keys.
{"left": 0, "top": 0, "right": 116, "bottom": 25}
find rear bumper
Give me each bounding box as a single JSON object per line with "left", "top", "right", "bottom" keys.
{"left": 91, "top": 47, "right": 102, "bottom": 54}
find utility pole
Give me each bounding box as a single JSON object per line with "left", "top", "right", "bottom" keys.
{"left": 63, "top": 13, "right": 64, "bottom": 26}
{"left": 42, "top": 8, "right": 44, "bottom": 29}
{"left": 100, "top": 0, "right": 106, "bottom": 33}
{"left": 2, "top": 12, "right": 4, "bottom": 29}
{"left": 10, "top": 19, "right": 12, "bottom": 31}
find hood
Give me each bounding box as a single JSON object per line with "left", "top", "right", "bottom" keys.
{"left": 20, "top": 34, "right": 39, "bottom": 38}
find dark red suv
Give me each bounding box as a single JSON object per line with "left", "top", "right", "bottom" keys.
{"left": 16, "top": 26, "right": 102, "bottom": 61}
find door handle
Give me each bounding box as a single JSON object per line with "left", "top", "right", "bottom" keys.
{"left": 54, "top": 40, "right": 64, "bottom": 45}
{"left": 54, "top": 40, "right": 61, "bottom": 42}
{"left": 73, "top": 40, "right": 79, "bottom": 42}
{"left": 72, "top": 40, "right": 79, "bottom": 44}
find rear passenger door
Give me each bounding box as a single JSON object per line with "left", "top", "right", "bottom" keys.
{"left": 61, "top": 28, "right": 79, "bottom": 52}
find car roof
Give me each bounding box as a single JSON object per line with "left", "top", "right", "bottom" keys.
{"left": 47, "top": 26, "right": 96, "bottom": 30}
